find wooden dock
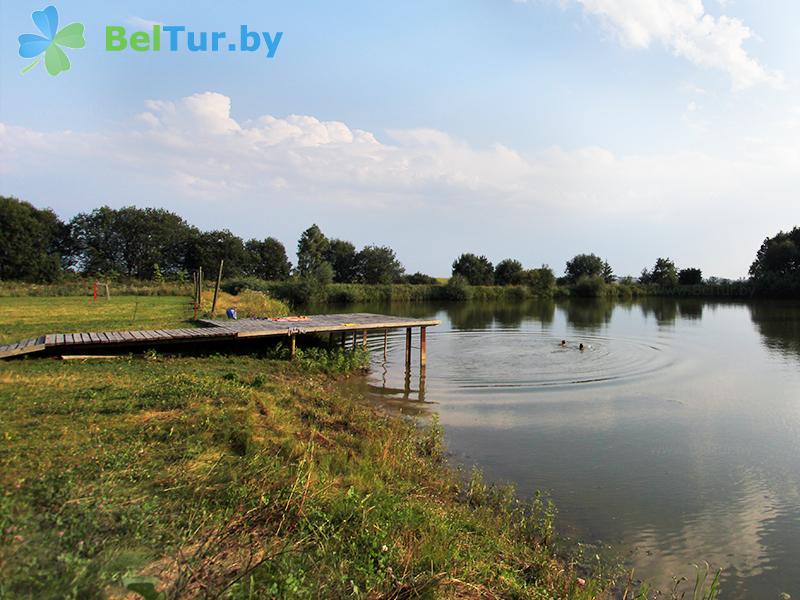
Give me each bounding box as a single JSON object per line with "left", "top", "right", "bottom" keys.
{"left": 0, "top": 313, "right": 440, "bottom": 366}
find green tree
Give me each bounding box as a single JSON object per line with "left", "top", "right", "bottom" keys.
{"left": 356, "top": 245, "right": 405, "bottom": 284}
{"left": 405, "top": 272, "right": 438, "bottom": 285}
{"left": 749, "top": 227, "right": 800, "bottom": 296}
{"left": 565, "top": 253, "right": 606, "bottom": 283}
{"left": 452, "top": 253, "right": 494, "bottom": 285}
{"left": 186, "top": 229, "right": 248, "bottom": 278}
{"left": 649, "top": 257, "right": 678, "bottom": 287}
{"left": 494, "top": 259, "right": 524, "bottom": 286}
{"left": 70, "top": 206, "right": 194, "bottom": 278}
{"left": 296, "top": 224, "right": 330, "bottom": 277}
{"left": 678, "top": 268, "right": 703, "bottom": 285}
{"left": 0, "top": 196, "right": 67, "bottom": 282}
{"left": 325, "top": 239, "right": 359, "bottom": 283}
{"left": 520, "top": 266, "right": 556, "bottom": 296}
{"left": 245, "top": 237, "right": 291, "bottom": 280}
{"left": 602, "top": 261, "right": 615, "bottom": 283}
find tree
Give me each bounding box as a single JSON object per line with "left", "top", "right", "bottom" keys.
{"left": 649, "top": 258, "right": 678, "bottom": 287}
{"left": 565, "top": 254, "right": 607, "bottom": 283}
{"left": 70, "top": 206, "right": 194, "bottom": 278}
{"left": 356, "top": 245, "right": 405, "bottom": 284}
{"left": 520, "top": 266, "right": 556, "bottom": 296}
{"left": 749, "top": 227, "right": 800, "bottom": 296}
{"left": 405, "top": 272, "right": 438, "bottom": 285}
{"left": 494, "top": 259, "right": 524, "bottom": 286}
{"left": 678, "top": 268, "right": 703, "bottom": 285}
{"left": 452, "top": 253, "right": 494, "bottom": 285}
{"left": 186, "top": 229, "right": 248, "bottom": 278}
{"left": 296, "top": 224, "right": 330, "bottom": 277}
{"left": 0, "top": 196, "right": 67, "bottom": 282}
{"left": 324, "top": 239, "right": 359, "bottom": 283}
{"left": 245, "top": 237, "right": 291, "bottom": 280}
{"left": 602, "top": 261, "right": 615, "bottom": 283}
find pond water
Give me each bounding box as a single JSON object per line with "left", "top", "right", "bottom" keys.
{"left": 325, "top": 298, "right": 800, "bottom": 598}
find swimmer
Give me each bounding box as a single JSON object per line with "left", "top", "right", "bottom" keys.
{"left": 579, "top": 343, "right": 585, "bottom": 351}
{"left": 560, "top": 339, "right": 567, "bottom": 347}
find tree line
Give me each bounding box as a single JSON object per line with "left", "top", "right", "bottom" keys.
{"left": 2, "top": 196, "right": 798, "bottom": 297}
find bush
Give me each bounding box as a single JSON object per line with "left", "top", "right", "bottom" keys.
{"left": 441, "top": 275, "right": 472, "bottom": 301}
{"left": 572, "top": 274, "right": 606, "bottom": 297}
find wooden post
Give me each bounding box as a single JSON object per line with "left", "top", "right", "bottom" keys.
{"left": 383, "top": 329, "right": 388, "bottom": 361}
{"left": 419, "top": 326, "right": 427, "bottom": 367}
{"left": 198, "top": 267, "right": 203, "bottom": 305}
{"left": 341, "top": 333, "right": 346, "bottom": 349}
{"left": 290, "top": 334, "right": 296, "bottom": 359}
{"left": 104, "top": 283, "right": 110, "bottom": 300}
{"left": 328, "top": 332, "right": 334, "bottom": 346}
{"left": 362, "top": 330, "right": 367, "bottom": 349}
{"left": 352, "top": 331, "right": 357, "bottom": 351}
{"left": 405, "top": 327, "right": 412, "bottom": 368}
{"left": 211, "top": 259, "right": 224, "bottom": 315}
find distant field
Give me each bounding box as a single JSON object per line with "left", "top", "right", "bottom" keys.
{"left": 0, "top": 296, "right": 195, "bottom": 344}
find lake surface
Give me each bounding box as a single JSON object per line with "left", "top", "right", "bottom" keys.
{"left": 326, "top": 298, "right": 800, "bottom": 598}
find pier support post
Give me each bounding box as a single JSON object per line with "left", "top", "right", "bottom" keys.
{"left": 405, "top": 327, "right": 412, "bottom": 368}
{"left": 352, "top": 331, "right": 357, "bottom": 351}
{"left": 341, "top": 333, "right": 346, "bottom": 349}
{"left": 419, "top": 326, "right": 427, "bottom": 367}
{"left": 290, "top": 334, "right": 296, "bottom": 360}
{"left": 362, "top": 330, "right": 368, "bottom": 349}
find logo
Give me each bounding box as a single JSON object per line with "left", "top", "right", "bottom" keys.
{"left": 18, "top": 6, "right": 85, "bottom": 76}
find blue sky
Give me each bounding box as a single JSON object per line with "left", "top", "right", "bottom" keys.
{"left": 1, "top": 0, "right": 799, "bottom": 278}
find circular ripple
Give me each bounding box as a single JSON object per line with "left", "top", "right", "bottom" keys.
{"left": 419, "top": 329, "right": 672, "bottom": 391}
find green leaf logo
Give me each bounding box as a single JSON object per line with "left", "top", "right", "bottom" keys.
{"left": 18, "top": 6, "right": 85, "bottom": 76}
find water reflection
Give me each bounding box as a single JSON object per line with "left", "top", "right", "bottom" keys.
{"left": 749, "top": 301, "right": 800, "bottom": 361}
{"left": 325, "top": 298, "right": 800, "bottom": 598}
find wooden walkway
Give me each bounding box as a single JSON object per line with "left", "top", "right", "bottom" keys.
{"left": 0, "top": 313, "right": 440, "bottom": 365}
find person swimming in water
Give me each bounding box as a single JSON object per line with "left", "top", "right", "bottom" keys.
{"left": 560, "top": 339, "right": 567, "bottom": 347}
{"left": 579, "top": 343, "right": 585, "bottom": 351}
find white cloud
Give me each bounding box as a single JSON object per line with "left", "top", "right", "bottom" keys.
{"left": 520, "top": 0, "right": 782, "bottom": 88}
{"left": 1, "top": 92, "right": 799, "bottom": 276}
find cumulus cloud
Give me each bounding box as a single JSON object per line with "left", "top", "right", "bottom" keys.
{"left": 522, "top": 0, "right": 781, "bottom": 88}
{"left": 2, "top": 91, "right": 799, "bottom": 275}
{"left": 0, "top": 91, "right": 796, "bottom": 216}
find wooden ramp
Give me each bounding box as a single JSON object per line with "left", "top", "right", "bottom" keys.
{"left": 0, "top": 313, "right": 440, "bottom": 361}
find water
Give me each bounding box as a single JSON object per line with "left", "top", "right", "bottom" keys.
{"left": 324, "top": 298, "right": 800, "bottom": 598}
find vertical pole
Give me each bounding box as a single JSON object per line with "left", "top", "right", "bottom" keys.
{"left": 198, "top": 267, "right": 203, "bottom": 306}
{"left": 211, "top": 259, "right": 224, "bottom": 316}
{"left": 352, "top": 331, "right": 357, "bottom": 351}
{"left": 341, "top": 332, "right": 346, "bottom": 349}
{"left": 290, "top": 334, "right": 296, "bottom": 360}
{"left": 104, "top": 283, "right": 110, "bottom": 301}
{"left": 362, "top": 330, "right": 367, "bottom": 349}
{"left": 383, "top": 329, "right": 388, "bottom": 361}
{"left": 419, "top": 326, "right": 427, "bottom": 367}
{"left": 405, "top": 327, "right": 412, "bottom": 368}
{"left": 418, "top": 365, "right": 427, "bottom": 402}
{"left": 93, "top": 281, "right": 97, "bottom": 302}
{"left": 328, "top": 332, "right": 334, "bottom": 346}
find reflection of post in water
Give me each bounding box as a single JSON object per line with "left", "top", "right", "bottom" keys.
{"left": 418, "top": 364, "right": 426, "bottom": 402}
{"left": 403, "top": 363, "right": 412, "bottom": 400}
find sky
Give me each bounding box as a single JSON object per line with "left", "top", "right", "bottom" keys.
{"left": 1, "top": 0, "right": 799, "bottom": 278}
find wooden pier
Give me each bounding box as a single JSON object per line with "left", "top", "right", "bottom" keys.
{"left": 0, "top": 313, "right": 439, "bottom": 367}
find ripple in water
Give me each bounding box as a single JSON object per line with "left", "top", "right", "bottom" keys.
{"left": 412, "top": 329, "right": 672, "bottom": 392}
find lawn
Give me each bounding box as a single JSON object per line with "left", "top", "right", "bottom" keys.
{"left": 0, "top": 296, "right": 195, "bottom": 345}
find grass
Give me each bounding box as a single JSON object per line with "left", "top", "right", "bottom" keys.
{"left": 0, "top": 296, "right": 196, "bottom": 345}
{"left": 0, "top": 291, "right": 291, "bottom": 345}
{"left": 0, "top": 290, "right": 735, "bottom": 599}
{"left": 0, "top": 350, "right": 617, "bottom": 599}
